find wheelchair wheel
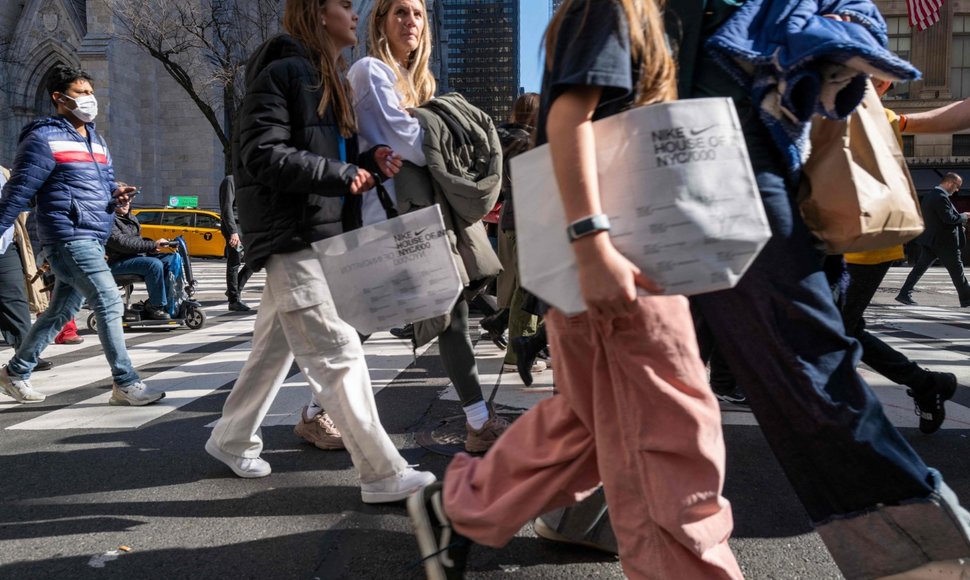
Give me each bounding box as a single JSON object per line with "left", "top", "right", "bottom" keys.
{"left": 86, "top": 312, "right": 98, "bottom": 332}
{"left": 184, "top": 308, "right": 206, "bottom": 330}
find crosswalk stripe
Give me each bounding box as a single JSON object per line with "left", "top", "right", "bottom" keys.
{"left": 0, "top": 307, "right": 258, "bottom": 413}
{"left": 5, "top": 326, "right": 435, "bottom": 430}
{"left": 5, "top": 261, "right": 970, "bottom": 431}
{"left": 9, "top": 341, "right": 254, "bottom": 430}
{"left": 214, "top": 335, "right": 437, "bottom": 429}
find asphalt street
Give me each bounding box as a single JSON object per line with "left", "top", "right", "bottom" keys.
{"left": 1, "top": 261, "right": 969, "bottom": 579}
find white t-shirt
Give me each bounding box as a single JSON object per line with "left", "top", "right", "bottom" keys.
{"left": 347, "top": 57, "right": 427, "bottom": 226}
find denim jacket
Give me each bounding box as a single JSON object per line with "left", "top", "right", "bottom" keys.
{"left": 706, "top": 0, "right": 920, "bottom": 174}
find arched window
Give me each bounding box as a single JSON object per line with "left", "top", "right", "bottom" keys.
{"left": 32, "top": 64, "right": 66, "bottom": 118}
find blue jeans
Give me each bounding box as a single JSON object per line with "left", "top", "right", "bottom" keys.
{"left": 7, "top": 239, "right": 139, "bottom": 386}
{"left": 110, "top": 253, "right": 178, "bottom": 309}
{"left": 692, "top": 111, "right": 970, "bottom": 578}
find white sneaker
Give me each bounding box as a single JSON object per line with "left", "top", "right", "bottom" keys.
{"left": 109, "top": 381, "right": 165, "bottom": 406}
{"left": 204, "top": 437, "right": 272, "bottom": 478}
{"left": 877, "top": 558, "right": 970, "bottom": 579}
{"left": 503, "top": 360, "right": 547, "bottom": 373}
{"left": 0, "top": 366, "right": 46, "bottom": 403}
{"left": 360, "top": 467, "right": 436, "bottom": 504}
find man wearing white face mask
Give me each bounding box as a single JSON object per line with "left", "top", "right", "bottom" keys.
{"left": 0, "top": 64, "right": 164, "bottom": 406}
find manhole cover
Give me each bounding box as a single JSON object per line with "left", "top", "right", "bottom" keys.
{"left": 416, "top": 411, "right": 523, "bottom": 456}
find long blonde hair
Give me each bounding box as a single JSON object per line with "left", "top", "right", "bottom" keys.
{"left": 283, "top": 0, "right": 357, "bottom": 137}
{"left": 545, "top": 0, "right": 676, "bottom": 105}
{"left": 368, "top": 0, "right": 436, "bottom": 107}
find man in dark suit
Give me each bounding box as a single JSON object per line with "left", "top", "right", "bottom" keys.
{"left": 896, "top": 173, "right": 970, "bottom": 306}
{"left": 219, "top": 175, "right": 253, "bottom": 312}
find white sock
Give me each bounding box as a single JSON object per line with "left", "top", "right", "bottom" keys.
{"left": 306, "top": 398, "right": 323, "bottom": 421}
{"left": 464, "top": 400, "right": 490, "bottom": 430}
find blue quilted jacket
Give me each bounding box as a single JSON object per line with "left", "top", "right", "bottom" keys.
{"left": 0, "top": 116, "right": 118, "bottom": 246}
{"left": 706, "top": 0, "right": 921, "bottom": 175}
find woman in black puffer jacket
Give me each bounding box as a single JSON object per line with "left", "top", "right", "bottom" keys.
{"left": 205, "top": 0, "right": 436, "bottom": 504}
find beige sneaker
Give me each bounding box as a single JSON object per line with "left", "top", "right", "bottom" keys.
{"left": 294, "top": 406, "right": 345, "bottom": 450}
{"left": 465, "top": 412, "right": 511, "bottom": 453}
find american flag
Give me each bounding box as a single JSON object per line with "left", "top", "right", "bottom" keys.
{"left": 908, "top": 0, "right": 944, "bottom": 30}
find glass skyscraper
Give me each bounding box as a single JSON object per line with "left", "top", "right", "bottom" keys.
{"left": 440, "top": 0, "right": 520, "bottom": 122}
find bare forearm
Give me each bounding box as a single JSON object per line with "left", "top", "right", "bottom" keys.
{"left": 904, "top": 99, "right": 970, "bottom": 134}
{"left": 547, "top": 87, "right": 604, "bottom": 222}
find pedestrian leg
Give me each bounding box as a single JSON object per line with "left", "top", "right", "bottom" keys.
{"left": 443, "top": 297, "right": 740, "bottom": 579}
{"left": 0, "top": 242, "right": 32, "bottom": 349}
{"left": 694, "top": 167, "right": 970, "bottom": 579}
{"left": 47, "top": 241, "right": 139, "bottom": 386}
{"left": 897, "top": 247, "right": 936, "bottom": 300}
{"left": 264, "top": 249, "right": 408, "bottom": 482}
{"left": 210, "top": 274, "right": 293, "bottom": 458}
{"left": 935, "top": 248, "right": 970, "bottom": 305}
{"left": 7, "top": 276, "right": 80, "bottom": 377}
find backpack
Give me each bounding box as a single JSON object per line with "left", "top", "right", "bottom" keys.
{"left": 496, "top": 125, "right": 532, "bottom": 202}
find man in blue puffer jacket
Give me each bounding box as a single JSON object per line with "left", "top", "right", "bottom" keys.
{"left": 0, "top": 64, "right": 164, "bottom": 407}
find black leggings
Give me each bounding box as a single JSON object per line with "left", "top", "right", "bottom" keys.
{"left": 359, "top": 300, "right": 484, "bottom": 407}
{"left": 438, "top": 300, "right": 484, "bottom": 407}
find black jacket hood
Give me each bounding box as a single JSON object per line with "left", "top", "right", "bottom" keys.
{"left": 245, "top": 34, "right": 312, "bottom": 87}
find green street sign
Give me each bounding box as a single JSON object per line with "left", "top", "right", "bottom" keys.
{"left": 168, "top": 195, "right": 199, "bottom": 208}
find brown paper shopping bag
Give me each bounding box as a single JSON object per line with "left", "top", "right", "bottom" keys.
{"left": 798, "top": 81, "right": 923, "bottom": 254}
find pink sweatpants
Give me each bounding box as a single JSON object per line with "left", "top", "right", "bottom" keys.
{"left": 443, "top": 296, "right": 743, "bottom": 579}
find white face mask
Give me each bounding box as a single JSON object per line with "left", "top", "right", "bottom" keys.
{"left": 61, "top": 94, "right": 98, "bottom": 123}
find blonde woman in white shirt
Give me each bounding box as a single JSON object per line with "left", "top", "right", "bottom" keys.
{"left": 344, "top": 0, "right": 509, "bottom": 453}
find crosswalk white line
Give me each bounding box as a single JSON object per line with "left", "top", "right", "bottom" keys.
{"left": 9, "top": 316, "right": 970, "bottom": 431}
{"left": 6, "top": 327, "right": 437, "bottom": 430}
{"left": 6, "top": 259, "right": 970, "bottom": 431}
{"left": 208, "top": 335, "right": 438, "bottom": 428}
{"left": 0, "top": 306, "right": 258, "bottom": 413}
{"left": 9, "top": 341, "right": 254, "bottom": 430}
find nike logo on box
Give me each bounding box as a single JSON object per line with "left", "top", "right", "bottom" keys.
{"left": 690, "top": 125, "right": 717, "bottom": 136}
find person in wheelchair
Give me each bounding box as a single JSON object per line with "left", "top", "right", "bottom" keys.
{"left": 105, "top": 195, "right": 176, "bottom": 321}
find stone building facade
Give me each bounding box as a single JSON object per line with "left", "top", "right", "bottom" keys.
{"left": 0, "top": 0, "right": 226, "bottom": 209}
{"left": 875, "top": 0, "right": 970, "bottom": 191}
{"left": 0, "top": 0, "right": 453, "bottom": 211}
{"left": 0, "top": 1, "right": 519, "bottom": 212}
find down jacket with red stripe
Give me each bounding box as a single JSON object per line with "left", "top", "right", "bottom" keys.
{"left": 0, "top": 116, "right": 118, "bottom": 246}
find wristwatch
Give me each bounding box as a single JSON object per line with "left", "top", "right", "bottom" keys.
{"left": 566, "top": 214, "right": 611, "bottom": 242}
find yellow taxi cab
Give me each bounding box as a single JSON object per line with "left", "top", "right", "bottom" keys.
{"left": 131, "top": 208, "right": 226, "bottom": 258}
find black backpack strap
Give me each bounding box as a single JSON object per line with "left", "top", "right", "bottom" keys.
{"left": 375, "top": 181, "right": 399, "bottom": 219}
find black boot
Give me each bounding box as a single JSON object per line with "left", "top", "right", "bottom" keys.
{"left": 480, "top": 309, "right": 509, "bottom": 350}
{"left": 512, "top": 325, "right": 547, "bottom": 387}
{"left": 908, "top": 371, "right": 958, "bottom": 434}
{"left": 895, "top": 292, "right": 918, "bottom": 305}
{"left": 144, "top": 304, "right": 171, "bottom": 320}
{"left": 389, "top": 323, "right": 414, "bottom": 340}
